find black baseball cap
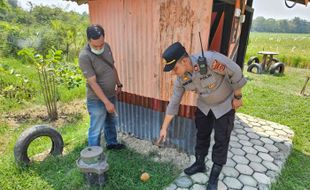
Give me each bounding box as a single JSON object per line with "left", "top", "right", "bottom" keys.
{"left": 162, "top": 42, "right": 187, "bottom": 72}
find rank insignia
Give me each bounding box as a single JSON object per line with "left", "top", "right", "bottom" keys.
{"left": 182, "top": 73, "right": 191, "bottom": 81}
{"left": 163, "top": 59, "right": 176, "bottom": 65}
{"left": 183, "top": 75, "right": 189, "bottom": 81}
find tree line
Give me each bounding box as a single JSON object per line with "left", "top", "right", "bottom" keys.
{"left": 251, "top": 16, "right": 310, "bottom": 33}
{"left": 0, "top": 0, "right": 89, "bottom": 61}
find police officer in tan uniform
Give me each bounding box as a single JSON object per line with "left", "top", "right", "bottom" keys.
{"left": 158, "top": 42, "right": 247, "bottom": 190}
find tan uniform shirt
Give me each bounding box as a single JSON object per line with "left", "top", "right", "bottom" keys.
{"left": 166, "top": 51, "right": 247, "bottom": 119}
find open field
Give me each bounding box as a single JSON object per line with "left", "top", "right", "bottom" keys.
{"left": 0, "top": 54, "right": 309, "bottom": 189}
{"left": 245, "top": 32, "right": 310, "bottom": 69}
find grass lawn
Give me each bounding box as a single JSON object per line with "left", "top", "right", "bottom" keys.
{"left": 0, "top": 119, "right": 179, "bottom": 190}
{"left": 246, "top": 32, "right": 310, "bottom": 68}
{"left": 0, "top": 56, "right": 309, "bottom": 190}
{"left": 240, "top": 66, "right": 310, "bottom": 189}
{"left": 0, "top": 57, "right": 179, "bottom": 190}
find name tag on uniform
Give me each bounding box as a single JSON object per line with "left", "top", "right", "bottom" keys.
{"left": 183, "top": 79, "right": 193, "bottom": 86}
{"left": 200, "top": 74, "right": 212, "bottom": 80}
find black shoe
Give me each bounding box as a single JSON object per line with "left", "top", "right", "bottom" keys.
{"left": 106, "top": 143, "right": 126, "bottom": 150}
{"left": 206, "top": 181, "right": 218, "bottom": 190}
{"left": 184, "top": 162, "right": 206, "bottom": 175}
{"left": 184, "top": 155, "right": 206, "bottom": 175}
{"left": 207, "top": 163, "right": 223, "bottom": 190}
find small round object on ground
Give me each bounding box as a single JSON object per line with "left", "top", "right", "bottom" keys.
{"left": 140, "top": 172, "right": 150, "bottom": 182}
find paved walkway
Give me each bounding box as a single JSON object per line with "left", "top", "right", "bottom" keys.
{"left": 118, "top": 113, "right": 294, "bottom": 190}
{"left": 164, "top": 113, "right": 294, "bottom": 190}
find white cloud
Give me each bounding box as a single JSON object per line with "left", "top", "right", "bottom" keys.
{"left": 18, "top": 0, "right": 88, "bottom": 14}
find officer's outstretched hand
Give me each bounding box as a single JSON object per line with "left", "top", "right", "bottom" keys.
{"left": 158, "top": 128, "right": 167, "bottom": 144}
{"left": 232, "top": 98, "right": 243, "bottom": 110}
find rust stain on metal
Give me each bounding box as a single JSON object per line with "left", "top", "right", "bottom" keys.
{"left": 88, "top": 0, "right": 212, "bottom": 107}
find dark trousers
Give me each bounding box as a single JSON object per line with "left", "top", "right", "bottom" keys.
{"left": 195, "top": 109, "right": 235, "bottom": 165}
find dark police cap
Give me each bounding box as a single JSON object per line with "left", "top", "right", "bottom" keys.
{"left": 162, "top": 42, "right": 187, "bottom": 72}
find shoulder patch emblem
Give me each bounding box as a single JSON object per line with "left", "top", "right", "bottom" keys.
{"left": 212, "top": 60, "right": 225, "bottom": 72}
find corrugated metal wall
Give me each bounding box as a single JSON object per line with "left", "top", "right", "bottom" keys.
{"left": 89, "top": 0, "right": 213, "bottom": 105}
{"left": 116, "top": 101, "right": 196, "bottom": 154}
{"left": 88, "top": 0, "right": 213, "bottom": 154}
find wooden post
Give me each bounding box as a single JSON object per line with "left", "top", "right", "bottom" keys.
{"left": 300, "top": 76, "right": 310, "bottom": 96}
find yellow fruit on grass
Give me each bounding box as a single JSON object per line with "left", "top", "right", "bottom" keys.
{"left": 140, "top": 172, "right": 150, "bottom": 182}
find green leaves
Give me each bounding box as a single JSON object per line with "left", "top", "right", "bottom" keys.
{"left": 0, "top": 63, "right": 35, "bottom": 102}
{"left": 54, "top": 61, "right": 83, "bottom": 90}
{"left": 0, "top": 2, "right": 88, "bottom": 60}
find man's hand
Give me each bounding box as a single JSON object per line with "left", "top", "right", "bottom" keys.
{"left": 155, "top": 128, "right": 167, "bottom": 146}
{"left": 116, "top": 86, "right": 122, "bottom": 96}
{"left": 232, "top": 98, "right": 243, "bottom": 110}
{"left": 105, "top": 101, "right": 116, "bottom": 113}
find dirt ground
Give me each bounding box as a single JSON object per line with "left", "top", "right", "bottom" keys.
{"left": 1, "top": 100, "right": 87, "bottom": 128}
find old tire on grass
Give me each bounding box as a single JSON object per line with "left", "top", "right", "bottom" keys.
{"left": 14, "top": 125, "right": 64, "bottom": 165}
{"left": 247, "top": 63, "right": 262, "bottom": 74}
{"left": 270, "top": 62, "right": 285, "bottom": 74}
{"left": 247, "top": 56, "right": 260, "bottom": 66}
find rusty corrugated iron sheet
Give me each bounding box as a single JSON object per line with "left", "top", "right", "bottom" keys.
{"left": 118, "top": 92, "right": 197, "bottom": 119}
{"left": 87, "top": 0, "right": 212, "bottom": 153}
{"left": 70, "top": 0, "right": 310, "bottom": 6}
{"left": 89, "top": 0, "right": 213, "bottom": 109}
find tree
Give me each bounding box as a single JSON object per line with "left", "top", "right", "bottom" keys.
{"left": 251, "top": 16, "right": 310, "bottom": 33}
{"left": 292, "top": 17, "right": 309, "bottom": 33}
{"left": 278, "top": 20, "right": 290, "bottom": 33}
{"left": 7, "top": 0, "right": 17, "bottom": 8}
{"left": 251, "top": 16, "right": 267, "bottom": 32}
{"left": 0, "top": 0, "right": 10, "bottom": 20}
{"left": 18, "top": 48, "right": 63, "bottom": 121}
{"left": 0, "top": 1, "right": 89, "bottom": 60}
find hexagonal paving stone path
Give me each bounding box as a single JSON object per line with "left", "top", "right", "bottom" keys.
{"left": 164, "top": 113, "right": 294, "bottom": 190}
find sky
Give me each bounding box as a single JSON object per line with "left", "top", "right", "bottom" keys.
{"left": 18, "top": 0, "right": 89, "bottom": 14}
{"left": 18, "top": 0, "right": 310, "bottom": 21}
{"left": 253, "top": 0, "right": 310, "bottom": 21}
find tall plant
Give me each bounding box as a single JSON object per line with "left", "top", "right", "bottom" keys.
{"left": 18, "top": 48, "right": 62, "bottom": 121}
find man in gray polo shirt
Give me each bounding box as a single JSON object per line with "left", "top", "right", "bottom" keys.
{"left": 158, "top": 42, "right": 247, "bottom": 190}
{"left": 79, "top": 25, "right": 125, "bottom": 150}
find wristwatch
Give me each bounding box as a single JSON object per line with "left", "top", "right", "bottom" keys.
{"left": 234, "top": 94, "right": 242, "bottom": 100}
{"left": 117, "top": 84, "right": 123, "bottom": 88}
